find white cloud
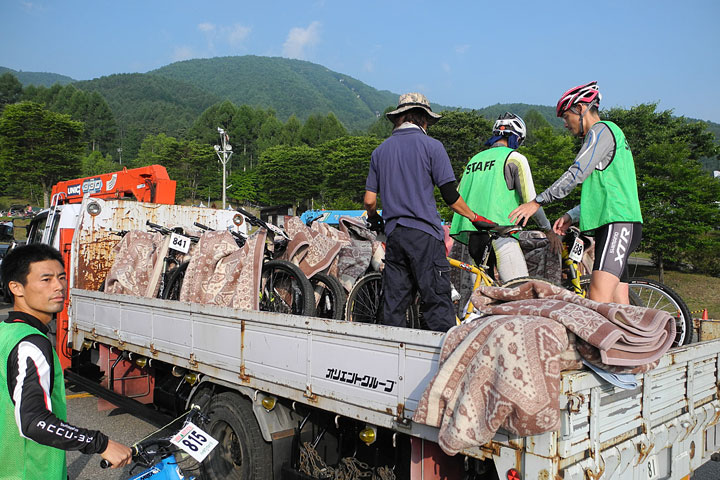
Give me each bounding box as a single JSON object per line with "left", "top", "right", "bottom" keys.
{"left": 283, "top": 21, "right": 321, "bottom": 59}
{"left": 172, "top": 46, "right": 196, "bottom": 62}
{"left": 363, "top": 59, "right": 374, "bottom": 73}
{"left": 227, "top": 24, "right": 251, "bottom": 47}
{"left": 198, "top": 22, "right": 216, "bottom": 33}
{"left": 455, "top": 44, "right": 470, "bottom": 54}
{"left": 20, "top": 1, "right": 46, "bottom": 12}
{"left": 441, "top": 62, "right": 451, "bottom": 73}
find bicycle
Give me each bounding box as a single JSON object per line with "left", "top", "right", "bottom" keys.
{"left": 160, "top": 215, "right": 316, "bottom": 317}
{"left": 100, "top": 405, "right": 214, "bottom": 480}
{"left": 145, "top": 220, "right": 199, "bottom": 300}
{"left": 345, "top": 220, "right": 527, "bottom": 327}
{"left": 346, "top": 221, "right": 693, "bottom": 347}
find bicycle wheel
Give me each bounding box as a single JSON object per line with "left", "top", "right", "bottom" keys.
{"left": 162, "top": 262, "right": 189, "bottom": 300}
{"left": 629, "top": 278, "right": 693, "bottom": 346}
{"left": 345, "top": 272, "right": 383, "bottom": 324}
{"left": 310, "top": 271, "right": 347, "bottom": 320}
{"left": 259, "top": 260, "right": 316, "bottom": 317}
{"left": 345, "top": 272, "right": 420, "bottom": 327}
{"left": 579, "top": 275, "right": 692, "bottom": 347}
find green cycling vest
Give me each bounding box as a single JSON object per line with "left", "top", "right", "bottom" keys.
{"left": 579, "top": 121, "right": 643, "bottom": 231}
{"left": 450, "top": 147, "right": 520, "bottom": 244}
{"left": 0, "top": 321, "right": 68, "bottom": 480}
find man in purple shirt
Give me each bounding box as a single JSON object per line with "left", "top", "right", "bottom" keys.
{"left": 364, "top": 93, "right": 482, "bottom": 331}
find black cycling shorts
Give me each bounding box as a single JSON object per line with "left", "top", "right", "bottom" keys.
{"left": 592, "top": 222, "right": 642, "bottom": 282}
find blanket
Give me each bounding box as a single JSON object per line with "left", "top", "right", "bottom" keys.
{"left": 334, "top": 217, "right": 384, "bottom": 292}
{"left": 281, "top": 216, "right": 350, "bottom": 279}
{"left": 179, "top": 229, "right": 266, "bottom": 310}
{"left": 104, "top": 230, "right": 164, "bottom": 297}
{"left": 413, "top": 280, "right": 675, "bottom": 455}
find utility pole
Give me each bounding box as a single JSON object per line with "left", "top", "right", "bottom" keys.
{"left": 214, "top": 127, "right": 233, "bottom": 209}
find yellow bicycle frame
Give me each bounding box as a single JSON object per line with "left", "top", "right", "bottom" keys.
{"left": 446, "top": 257, "right": 496, "bottom": 323}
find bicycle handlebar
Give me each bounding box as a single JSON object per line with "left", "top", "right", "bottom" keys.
{"left": 100, "top": 405, "right": 205, "bottom": 469}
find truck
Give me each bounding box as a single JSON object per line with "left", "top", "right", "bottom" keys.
{"left": 31, "top": 194, "right": 720, "bottom": 480}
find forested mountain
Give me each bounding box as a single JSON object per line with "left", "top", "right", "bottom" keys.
{"left": 73, "top": 73, "right": 221, "bottom": 156}
{"left": 151, "top": 56, "right": 399, "bottom": 132}
{"left": 0, "top": 66, "right": 75, "bottom": 87}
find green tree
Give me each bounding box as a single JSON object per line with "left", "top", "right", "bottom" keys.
{"left": 317, "top": 135, "right": 382, "bottom": 206}
{"left": 519, "top": 127, "right": 579, "bottom": 222}
{"left": 0, "top": 73, "right": 23, "bottom": 110}
{"left": 300, "top": 113, "right": 347, "bottom": 147}
{"left": 81, "top": 151, "right": 119, "bottom": 176}
{"left": 0, "top": 102, "right": 84, "bottom": 206}
{"left": 604, "top": 104, "right": 720, "bottom": 278}
{"left": 366, "top": 106, "right": 394, "bottom": 139}
{"left": 256, "top": 145, "right": 323, "bottom": 209}
{"left": 428, "top": 110, "right": 493, "bottom": 179}
{"left": 523, "top": 109, "right": 553, "bottom": 145}
{"left": 227, "top": 168, "right": 261, "bottom": 205}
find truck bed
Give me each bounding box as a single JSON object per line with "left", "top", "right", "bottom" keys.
{"left": 70, "top": 289, "right": 720, "bottom": 479}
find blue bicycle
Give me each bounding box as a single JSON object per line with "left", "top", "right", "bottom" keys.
{"left": 101, "top": 405, "right": 216, "bottom": 480}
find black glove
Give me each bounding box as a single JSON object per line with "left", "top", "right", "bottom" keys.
{"left": 366, "top": 214, "right": 385, "bottom": 233}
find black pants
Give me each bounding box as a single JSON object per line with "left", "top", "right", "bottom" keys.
{"left": 382, "top": 226, "right": 455, "bottom": 332}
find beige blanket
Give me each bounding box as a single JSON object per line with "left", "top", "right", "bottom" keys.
{"left": 179, "top": 230, "right": 266, "bottom": 310}
{"left": 104, "top": 230, "right": 164, "bottom": 297}
{"left": 413, "top": 280, "right": 675, "bottom": 455}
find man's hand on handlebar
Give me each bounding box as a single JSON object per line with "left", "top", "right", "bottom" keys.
{"left": 366, "top": 213, "right": 385, "bottom": 233}
{"left": 101, "top": 439, "right": 132, "bottom": 469}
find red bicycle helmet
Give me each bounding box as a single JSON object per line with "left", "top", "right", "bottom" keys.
{"left": 556, "top": 81, "right": 601, "bottom": 117}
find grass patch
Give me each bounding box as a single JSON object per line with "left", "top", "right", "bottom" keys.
{"left": 629, "top": 264, "right": 720, "bottom": 319}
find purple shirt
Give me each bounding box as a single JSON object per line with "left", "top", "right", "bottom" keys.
{"left": 366, "top": 126, "right": 455, "bottom": 241}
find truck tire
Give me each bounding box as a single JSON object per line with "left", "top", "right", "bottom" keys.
{"left": 260, "top": 260, "right": 316, "bottom": 317}
{"left": 310, "top": 271, "right": 347, "bottom": 320}
{"left": 201, "top": 391, "right": 273, "bottom": 480}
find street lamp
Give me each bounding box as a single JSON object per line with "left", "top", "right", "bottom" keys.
{"left": 214, "top": 127, "right": 233, "bottom": 209}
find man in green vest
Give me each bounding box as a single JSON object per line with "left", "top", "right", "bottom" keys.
{"left": 509, "top": 81, "right": 643, "bottom": 304}
{"left": 0, "top": 244, "right": 131, "bottom": 479}
{"left": 450, "top": 112, "right": 560, "bottom": 283}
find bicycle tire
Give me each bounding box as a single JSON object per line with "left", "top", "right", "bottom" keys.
{"left": 345, "top": 272, "right": 420, "bottom": 327}
{"left": 260, "top": 260, "right": 316, "bottom": 317}
{"left": 579, "top": 275, "right": 692, "bottom": 347}
{"left": 310, "top": 271, "right": 347, "bottom": 320}
{"left": 162, "top": 262, "right": 189, "bottom": 300}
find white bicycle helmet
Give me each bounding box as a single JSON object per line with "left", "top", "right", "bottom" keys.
{"left": 492, "top": 112, "right": 527, "bottom": 146}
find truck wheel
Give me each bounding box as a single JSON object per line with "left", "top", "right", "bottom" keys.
{"left": 202, "top": 392, "right": 273, "bottom": 480}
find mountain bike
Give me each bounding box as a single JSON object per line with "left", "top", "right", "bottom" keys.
{"left": 161, "top": 216, "right": 316, "bottom": 316}
{"left": 145, "top": 220, "right": 199, "bottom": 300}
{"left": 345, "top": 220, "right": 530, "bottom": 327}
{"left": 100, "top": 405, "right": 214, "bottom": 480}
{"left": 346, "top": 222, "right": 693, "bottom": 346}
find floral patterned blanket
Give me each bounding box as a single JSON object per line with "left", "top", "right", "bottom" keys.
{"left": 413, "top": 280, "right": 675, "bottom": 455}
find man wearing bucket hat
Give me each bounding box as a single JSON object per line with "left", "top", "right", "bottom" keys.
{"left": 509, "top": 81, "right": 643, "bottom": 304}
{"left": 364, "top": 93, "right": 484, "bottom": 332}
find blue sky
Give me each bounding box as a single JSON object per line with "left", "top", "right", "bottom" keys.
{"left": 1, "top": 0, "right": 719, "bottom": 122}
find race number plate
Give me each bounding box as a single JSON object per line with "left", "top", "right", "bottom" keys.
{"left": 170, "top": 422, "right": 218, "bottom": 462}
{"left": 646, "top": 454, "right": 659, "bottom": 480}
{"left": 568, "top": 236, "right": 584, "bottom": 263}
{"left": 169, "top": 233, "right": 191, "bottom": 254}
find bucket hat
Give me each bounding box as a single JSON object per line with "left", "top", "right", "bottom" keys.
{"left": 386, "top": 92, "right": 442, "bottom": 125}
